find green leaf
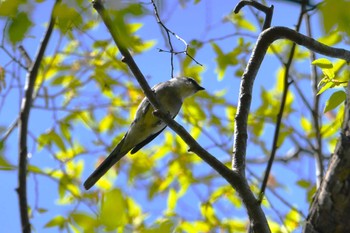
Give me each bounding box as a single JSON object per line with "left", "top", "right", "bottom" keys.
{"left": 44, "top": 215, "right": 66, "bottom": 229}
{"left": 71, "top": 212, "right": 97, "bottom": 232}
{"left": 37, "top": 129, "right": 66, "bottom": 152}
{"left": 318, "top": 31, "right": 342, "bottom": 46}
{"left": 60, "top": 122, "right": 71, "bottom": 142}
{"left": 200, "top": 202, "right": 218, "bottom": 225}
{"left": 320, "top": 0, "right": 350, "bottom": 35}
{"left": 99, "top": 113, "right": 115, "bottom": 133}
{"left": 284, "top": 209, "right": 300, "bottom": 232}
{"left": 100, "top": 189, "right": 127, "bottom": 230}
{"left": 28, "top": 165, "right": 43, "bottom": 174}
{"left": 225, "top": 12, "right": 256, "bottom": 32}
{"left": 296, "top": 179, "right": 311, "bottom": 188}
{"left": 324, "top": 90, "right": 346, "bottom": 113}
{"left": 37, "top": 208, "right": 48, "bottom": 213}
{"left": 211, "top": 43, "right": 238, "bottom": 80}
{"left": 317, "top": 81, "right": 334, "bottom": 95}
{"left": 145, "top": 218, "right": 177, "bottom": 233}
{"left": 0, "top": 154, "right": 15, "bottom": 170}
{"left": 300, "top": 117, "right": 312, "bottom": 133}
{"left": 50, "top": 130, "right": 66, "bottom": 151}
{"left": 53, "top": 3, "right": 83, "bottom": 31}
{"left": 8, "top": 12, "right": 32, "bottom": 44}
{"left": 166, "top": 188, "right": 178, "bottom": 213}
{"left": 307, "top": 185, "right": 317, "bottom": 202}
{"left": 312, "top": 58, "right": 333, "bottom": 69}
{"left": 0, "top": 0, "right": 23, "bottom": 16}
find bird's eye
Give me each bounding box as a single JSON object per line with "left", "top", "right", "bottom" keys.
{"left": 187, "top": 78, "right": 196, "bottom": 85}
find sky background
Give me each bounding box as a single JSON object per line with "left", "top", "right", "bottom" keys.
{"left": 0, "top": 0, "right": 332, "bottom": 232}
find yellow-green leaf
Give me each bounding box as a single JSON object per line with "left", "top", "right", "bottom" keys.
{"left": 167, "top": 188, "right": 178, "bottom": 213}
{"left": 99, "top": 113, "right": 115, "bottom": 133}
{"left": 324, "top": 90, "right": 346, "bottom": 113}
{"left": 296, "top": 179, "right": 311, "bottom": 188}
{"left": 300, "top": 116, "right": 312, "bottom": 133}
{"left": 71, "top": 212, "right": 97, "bottom": 232}
{"left": 44, "top": 215, "right": 66, "bottom": 229}
{"left": 200, "top": 203, "right": 218, "bottom": 225}
{"left": 318, "top": 31, "right": 342, "bottom": 46}
{"left": 100, "top": 189, "right": 127, "bottom": 230}
{"left": 284, "top": 209, "right": 300, "bottom": 232}
{"left": 312, "top": 58, "right": 333, "bottom": 69}
{"left": 0, "top": 155, "right": 15, "bottom": 171}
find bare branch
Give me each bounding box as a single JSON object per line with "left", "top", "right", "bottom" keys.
{"left": 18, "top": 45, "right": 33, "bottom": 69}
{"left": 234, "top": 0, "right": 274, "bottom": 30}
{"left": 16, "top": 1, "right": 60, "bottom": 232}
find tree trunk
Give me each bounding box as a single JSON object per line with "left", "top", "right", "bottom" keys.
{"left": 304, "top": 84, "right": 350, "bottom": 233}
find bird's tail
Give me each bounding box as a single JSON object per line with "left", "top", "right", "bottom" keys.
{"left": 83, "top": 139, "right": 128, "bottom": 190}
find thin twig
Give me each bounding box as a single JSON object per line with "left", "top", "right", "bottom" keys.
{"left": 258, "top": 2, "right": 306, "bottom": 204}
{"left": 18, "top": 45, "right": 33, "bottom": 69}
{"left": 305, "top": 13, "right": 324, "bottom": 188}
{"left": 16, "top": 1, "right": 60, "bottom": 232}
{"left": 151, "top": 0, "right": 202, "bottom": 77}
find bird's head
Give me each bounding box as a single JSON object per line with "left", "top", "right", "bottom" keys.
{"left": 171, "top": 77, "right": 205, "bottom": 100}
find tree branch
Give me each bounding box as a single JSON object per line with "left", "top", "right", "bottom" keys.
{"left": 259, "top": 2, "right": 306, "bottom": 205}
{"left": 16, "top": 1, "right": 59, "bottom": 232}
{"left": 234, "top": 0, "right": 274, "bottom": 30}
{"left": 91, "top": 1, "right": 270, "bottom": 232}
{"left": 232, "top": 25, "right": 350, "bottom": 177}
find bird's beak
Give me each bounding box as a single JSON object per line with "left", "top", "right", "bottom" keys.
{"left": 198, "top": 85, "right": 205, "bottom": 91}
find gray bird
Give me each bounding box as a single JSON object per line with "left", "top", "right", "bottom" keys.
{"left": 84, "top": 77, "right": 204, "bottom": 190}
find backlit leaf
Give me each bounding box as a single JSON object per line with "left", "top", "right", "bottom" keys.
{"left": 100, "top": 189, "right": 127, "bottom": 230}
{"left": 312, "top": 58, "right": 333, "bottom": 69}
{"left": 324, "top": 90, "right": 346, "bottom": 113}
{"left": 8, "top": 12, "right": 32, "bottom": 44}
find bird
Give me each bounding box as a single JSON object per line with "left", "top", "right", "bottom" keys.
{"left": 84, "top": 77, "right": 205, "bottom": 190}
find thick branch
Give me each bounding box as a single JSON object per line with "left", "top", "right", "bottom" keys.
{"left": 91, "top": 1, "right": 270, "bottom": 232}
{"left": 17, "top": 1, "right": 59, "bottom": 232}
{"left": 232, "top": 26, "right": 350, "bottom": 176}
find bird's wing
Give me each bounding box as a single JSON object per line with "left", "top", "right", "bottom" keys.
{"left": 130, "top": 107, "right": 179, "bottom": 154}
{"left": 130, "top": 126, "right": 166, "bottom": 154}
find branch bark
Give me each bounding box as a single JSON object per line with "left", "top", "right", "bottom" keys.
{"left": 17, "top": 1, "right": 59, "bottom": 232}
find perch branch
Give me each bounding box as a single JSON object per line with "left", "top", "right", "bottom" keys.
{"left": 91, "top": 1, "right": 270, "bottom": 232}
